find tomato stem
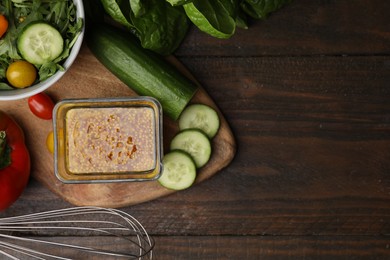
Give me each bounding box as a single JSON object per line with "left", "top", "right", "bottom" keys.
{"left": 0, "top": 130, "right": 11, "bottom": 169}
{"left": 0, "top": 130, "right": 6, "bottom": 150}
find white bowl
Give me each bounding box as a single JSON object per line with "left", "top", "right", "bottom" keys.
{"left": 0, "top": 0, "right": 85, "bottom": 101}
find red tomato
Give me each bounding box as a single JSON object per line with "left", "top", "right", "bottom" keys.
{"left": 28, "top": 92, "right": 55, "bottom": 120}
{"left": 0, "top": 110, "right": 30, "bottom": 211}
{"left": 0, "top": 14, "right": 8, "bottom": 38}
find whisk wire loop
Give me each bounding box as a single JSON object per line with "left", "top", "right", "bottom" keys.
{"left": 0, "top": 206, "right": 154, "bottom": 259}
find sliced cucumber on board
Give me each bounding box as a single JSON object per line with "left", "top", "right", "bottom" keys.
{"left": 170, "top": 129, "right": 212, "bottom": 168}
{"left": 158, "top": 150, "right": 197, "bottom": 190}
{"left": 179, "top": 104, "right": 220, "bottom": 138}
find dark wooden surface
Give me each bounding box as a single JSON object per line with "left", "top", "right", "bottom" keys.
{"left": 1, "top": 0, "right": 390, "bottom": 259}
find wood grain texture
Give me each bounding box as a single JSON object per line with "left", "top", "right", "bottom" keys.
{"left": 1, "top": 0, "right": 390, "bottom": 258}
{"left": 175, "top": 0, "right": 390, "bottom": 57}
{"left": 3, "top": 55, "right": 389, "bottom": 235}
{"left": 3, "top": 235, "right": 390, "bottom": 259}
{"left": 154, "top": 236, "right": 390, "bottom": 260}
{"left": 0, "top": 47, "right": 236, "bottom": 208}
{"left": 3, "top": 235, "right": 389, "bottom": 259}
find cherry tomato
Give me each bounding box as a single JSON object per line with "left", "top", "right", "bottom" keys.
{"left": 46, "top": 131, "right": 54, "bottom": 154}
{"left": 46, "top": 130, "right": 63, "bottom": 154}
{"left": 6, "top": 60, "right": 37, "bottom": 88}
{"left": 28, "top": 92, "right": 55, "bottom": 120}
{"left": 0, "top": 15, "right": 8, "bottom": 38}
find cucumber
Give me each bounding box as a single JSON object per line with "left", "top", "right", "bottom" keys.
{"left": 170, "top": 129, "right": 211, "bottom": 168}
{"left": 18, "top": 22, "right": 64, "bottom": 65}
{"left": 158, "top": 150, "right": 197, "bottom": 190}
{"left": 179, "top": 104, "right": 220, "bottom": 138}
{"left": 86, "top": 23, "right": 198, "bottom": 121}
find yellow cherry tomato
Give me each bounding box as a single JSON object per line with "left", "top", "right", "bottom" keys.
{"left": 47, "top": 130, "right": 64, "bottom": 154}
{"left": 6, "top": 60, "right": 37, "bottom": 88}
{"left": 46, "top": 130, "right": 55, "bottom": 154}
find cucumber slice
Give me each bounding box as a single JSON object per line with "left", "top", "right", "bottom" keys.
{"left": 158, "top": 150, "right": 197, "bottom": 190}
{"left": 170, "top": 129, "right": 211, "bottom": 168}
{"left": 179, "top": 104, "right": 220, "bottom": 138}
{"left": 18, "top": 22, "right": 64, "bottom": 65}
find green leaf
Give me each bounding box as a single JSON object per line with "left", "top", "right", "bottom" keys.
{"left": 100, "top": 0, "right": 133, "bottom": 28}
{"left": 38, "top": 62, "right": 63, "bottom": 82}
{"left": 240, "top": 0, "right": 293, "bottom": 20}
{"left": 0, "top": 131, "right": 11, "bottom": 169}
{"left": 0, "top": 83, "right": 13, "bottom": 90}
{"left": 0, "top": 58, "right": 11, "bottom": 80}
{"left": 183, "top": 0, "right": 238, "bottom": 39}
{"left": 130, "top": 0, "right": 146, "bottom": 17}
{"left": 129, "top": 0, "right": 189, "bottom": 55}
{"left": 0, "top": 0, "right": 22, "bottom": 60}
{"left": 166, "top": 0, "right": 193, "bottom": 6}
{"left": 235, "top": 9, "right": 249, "bottom": 29}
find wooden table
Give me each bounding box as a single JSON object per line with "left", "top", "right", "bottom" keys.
{"left": 1, "top": 0, "right": 390, "bottom": 258}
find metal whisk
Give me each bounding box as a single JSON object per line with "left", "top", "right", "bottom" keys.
{"left": 0, "top": 206, "right": 154, "bottom": 259}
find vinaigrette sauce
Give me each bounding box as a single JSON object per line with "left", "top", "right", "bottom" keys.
{"left": 65, "top": 107, "right": 155, "bottom": 174}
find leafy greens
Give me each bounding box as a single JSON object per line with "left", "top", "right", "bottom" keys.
{"left": 0, "top": 0, "right": 83, "bottom": 90}
{"left": 100, "top": 0, "right": 189, "bottom": 56}
{"left": 240, "top": 0, "right": 293, "bottom": 19}
{"left": 97, "top": 0, "right": 292, "bottom": 55}
{"left": 183, "top": 0, "right": 238, "bottom": 39}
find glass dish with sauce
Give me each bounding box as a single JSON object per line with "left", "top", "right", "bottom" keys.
{"left": 53, "top": 97, "right": 163, "bottom": 183}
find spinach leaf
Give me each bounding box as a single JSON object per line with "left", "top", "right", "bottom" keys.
{"left": 235, "top": 8, "right": 249, "bottom": 29}
{"left": 129, "top": 0, "right": 189, "bottom": 55}
{"left": 130, "top": 0, "right": 146, "bottom": 17}
{"left": 240, "top": 0, "right": 293, "bottom": 20}
{"left": 100, "top": 0, "right": 133, "bottom": 28}
{"left": 183, "top": 0, "right": 239, "bottom": 39}
{"left": 166, "top": 0, "right": 193, "bottom": 6}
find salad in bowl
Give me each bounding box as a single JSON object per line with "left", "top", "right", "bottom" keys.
{"left": 0, "top": 0, "right": 84, "bottom": 100}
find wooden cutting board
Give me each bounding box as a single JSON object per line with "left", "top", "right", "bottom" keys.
{"left": 0, "top": 45, "right": 236, "bottom": 208}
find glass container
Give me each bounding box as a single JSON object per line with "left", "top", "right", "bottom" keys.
{"left": 53, "top": 97, "right": 163, "bottom": 183}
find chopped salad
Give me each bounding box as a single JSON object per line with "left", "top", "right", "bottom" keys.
{"left": 0, "top": 0, "right": 83, "bottom": 89}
